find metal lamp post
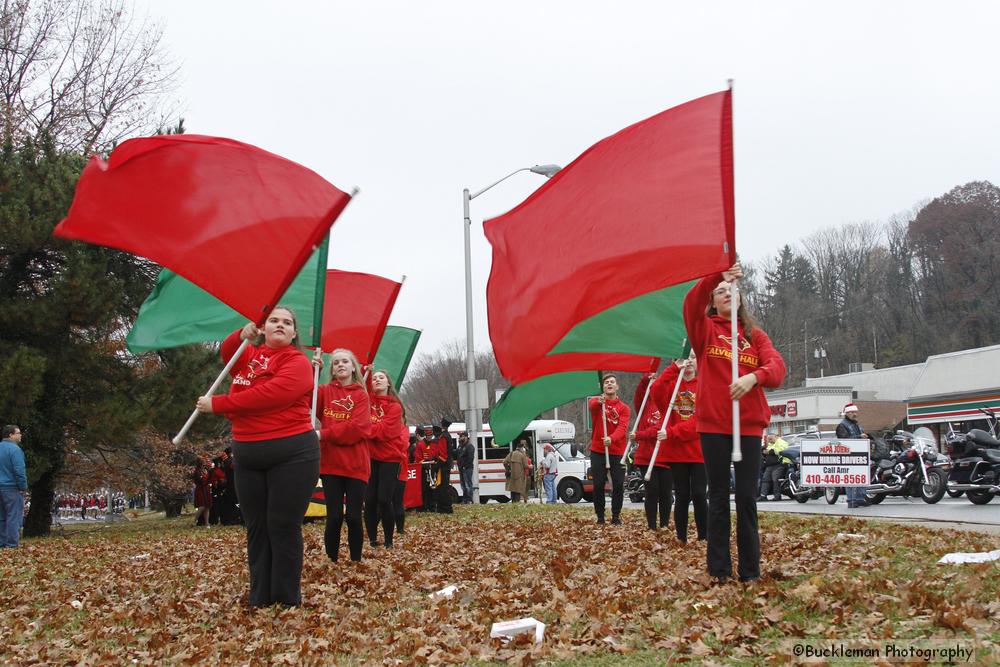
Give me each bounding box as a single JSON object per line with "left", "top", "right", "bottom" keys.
{"left": 463, "top": 164, "right": 560, "bottom": 503}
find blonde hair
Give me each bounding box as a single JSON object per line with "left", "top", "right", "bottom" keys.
{"left": 329, "top": 348, "right": 364, "bottom": 385}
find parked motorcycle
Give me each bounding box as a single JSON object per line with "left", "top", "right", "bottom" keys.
{"left": 864, "top": 431, "right": 948, "bottom": 504}
{"left": 777, "top": 444, "right": 822, "bottom": 503}
{"left": 625, "top": 468, "right": 646, "bottom": 503}
{"left": 944, "top": 411, "right": 1000, "bottom": 505}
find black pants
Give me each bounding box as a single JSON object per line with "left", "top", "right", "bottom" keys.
{"left": 701, "top": 434, "right": 762, "bottom": 580}
{"left": 641, "top": 464, "right": 673, "bottom": 530}
{"left": 364, "top": 459, "right": 400, "bottom": 546}
{"left": 420, "top": 463, "right": 436, "bottom": 512}
{"left": 671, "top": 462, "right": 707, "bottom": 542}
{"left": 232, "top": 431, "right": 319, "bottom": 607}
{"left": 392, "top": 479, "right": 405, "bottom": 533}
{"left": 436, "top": 461, "right": 454, "bottom": 513}
{"left": 590, "top": 453, "right": 624, "bottom": 521}
{"left": 321, "top": 474, "right": 366, "bottom": 562}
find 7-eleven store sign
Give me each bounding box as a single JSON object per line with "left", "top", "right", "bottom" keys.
{"left": 907, "top": 394, "right": 1000, "bottom": 425}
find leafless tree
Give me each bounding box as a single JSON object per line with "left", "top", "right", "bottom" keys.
{"left": 1, "top": 0, "right": 178, "bottom": 153}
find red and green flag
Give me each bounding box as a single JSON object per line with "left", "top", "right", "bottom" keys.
{"left": 484, "top": 89, "right": 736, "bottom": 443}
{"left": 54, "top": 134, "right": 351, "bottom": 325}
{"left": 484, "top": 90, "right": 734, "bottom": 385}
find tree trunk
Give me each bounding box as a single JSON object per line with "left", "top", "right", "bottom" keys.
{"left": 24, "top": 466, "right": 57, "bottom": 538}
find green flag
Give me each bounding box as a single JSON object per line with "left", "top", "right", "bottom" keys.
{"left": 488, "top": 282, "right": 694, "bottom": 444}
{"left": 490, "top": 371, "right": 601, "bottom": 445}
{"left": 126, "top": 237, "right": 329, "bottom": 353}
{"left": 318, "top": 325, "right": 421, "bottom": 387}
{"left": 372, "top": 326, "right": 422, "bottom": 388}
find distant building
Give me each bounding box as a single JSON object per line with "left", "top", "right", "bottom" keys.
{"left": 765, "top": 344, "right": 1000, "bottom": 441}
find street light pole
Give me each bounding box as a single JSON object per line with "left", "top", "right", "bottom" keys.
{"left": 463, "top": 164, "right": 560, "bottom": 504}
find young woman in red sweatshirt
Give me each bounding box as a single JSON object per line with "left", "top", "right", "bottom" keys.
{"left": 631, "top": 370, "right": 672, "bottom": 531}
{"left": 195, "top": 306, "right": 317, "bottom": 607}
{"left": 683, "top": 263, "right": 786, "bottom": 583}
{"left": 363, "top": 369, "right": 404, "bottom": 549}
{"left": 654, "top": 353, "right": 706, "bottom": 543}
{"left": 315, "top": 348, "right": 372, "bottom": 562}
{"left": 588, "top": 374, "right": 631, "bottom": 525}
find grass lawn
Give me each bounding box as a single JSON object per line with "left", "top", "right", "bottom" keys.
{"left": 1, "top": 504, "right": 997, "bottom": 665}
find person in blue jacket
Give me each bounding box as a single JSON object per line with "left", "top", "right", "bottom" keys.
{"left": 0, "top": 425, "right": 28, "bottom": 548}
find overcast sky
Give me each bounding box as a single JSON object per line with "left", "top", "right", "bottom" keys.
{"left": 134, "top": 0, "right": 1000, "bottom": 371}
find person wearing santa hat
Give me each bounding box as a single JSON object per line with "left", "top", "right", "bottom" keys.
{"left": 836, "top": 403, "right": 870, "bottom": 508}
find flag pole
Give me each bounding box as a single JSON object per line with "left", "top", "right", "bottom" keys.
{"left": 310, "top": 347, "right": 323, "bottom": 427}
{"left": 601, "top": 400, "right": 610, "bottom": 468}
{"left": 645, "top": 358, "right": 689, "bottom": 482}
{"left": 172, "top": 338, "right": 250, "bottom": 445}
{"left": 730, "top": 279, "right": 742, "bottom": 462}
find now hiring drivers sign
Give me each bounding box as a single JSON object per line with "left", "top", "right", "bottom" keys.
{"left": 800, "top": 440, "right": 870, "bottom": 487}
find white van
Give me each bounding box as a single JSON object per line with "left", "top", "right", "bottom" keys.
{"left": 438, "top": 420, "right": 594, "bottom": 504}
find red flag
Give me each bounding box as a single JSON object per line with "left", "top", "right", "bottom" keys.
{"left": 54, "top": 134, "right": 351, "bottom": 324}
{"left": 320, "top": 270, "right": 402, "bottom": 362}
{"left": 485, "top": 90, "right": 734, "bottom": 384}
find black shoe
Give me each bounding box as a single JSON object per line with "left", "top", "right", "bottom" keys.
{"left": 739, "top": 575, "right": 760, "bottom": 584}
{"left": 596, "top": 517, "right": 605, "bottom": 525}
{"left": 384, "top": 541, "right": 393, "bottom": 549}
{"left": 369, "top": 541, "right": 378, "bottom": 548}
{"left": 757, "top": 496, "right": 767, "bottom": 502}
{"left": 611, "top": 516, "right": 622, "bottom": 525}
{"left": 772, "top": 496, "right": 782, "bottom": 501}
{"left": 710, "top": 575, "right": 729, "bottom": 585}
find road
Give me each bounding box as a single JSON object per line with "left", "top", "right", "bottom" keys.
{"left": 613, "top": 495, "right": 1000, "bottom": 534}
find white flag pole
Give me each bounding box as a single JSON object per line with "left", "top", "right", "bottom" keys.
{"left": 310, "top": 347, "right": 323, "bottom": 427}
{"left": 173, "top": 338, "right": 251, "bottom": 445}
{"left": 601, "top": 400, "right": 610, "bottom": 468}
{"left": 645, "top": 360, "right": 688, "bottom": 482}
{"left": 730, "top": 279, "right": 742, "bottom": 463}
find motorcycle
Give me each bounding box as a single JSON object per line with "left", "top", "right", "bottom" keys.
{"left": 944, "top": 409, "right": 1000, "bottom": 505}
{"left": 777, "top": 444, "right": 822, "bottom": 503}
{"left": 864, "top": 431, "right": 948, "bottom": 504}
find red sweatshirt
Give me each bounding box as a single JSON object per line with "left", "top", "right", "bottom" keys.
{"left": 317, "top": 381, "right": 372, "bottom": 481}
{"left": 367, "top": 394, "right": 404, "bottom": 463}
{"left": 649, "top": 365, "right": 702, "bottom": 463}
{"left": 632, "top": 372, "right": 670, "bottom": 468}
{"left": 589, "top": 396, "right": 630, "bottom": 456}
{"left": 682, "top": 273, "right": 787, "bottom": 437}
{"left": 211, "top": 330, "right": 313, "bottom": 441}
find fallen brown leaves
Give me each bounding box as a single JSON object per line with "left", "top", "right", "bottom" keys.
{"left": 0, "top": 507, "right": 997, "bottom": 665}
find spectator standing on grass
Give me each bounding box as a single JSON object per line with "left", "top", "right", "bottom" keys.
{"left": 456, "top": 432, "right": 475, "bottom": 504}
{"left": 193, "top": 459, "right": 213, "bottom": 527}
{"left": 540, "top": 443, "right": 559, "bottom": 504}
{"left": 504, "top": 442, "right": 531, "bottom": 503}
{"left": 0, "top": 425, "right": 28, "bottom": 548}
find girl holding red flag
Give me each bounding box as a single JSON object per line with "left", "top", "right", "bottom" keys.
{"left": 588, "top": 374, "right": 631, "bottom": 525}
{"left": 683, "top": 263, "right": 786, "bottom": 583}
{"left": 315, "top": 349, "right": 372, "bottom": 562}
{"left": 631, "top": 368, "right": 672, "bottom": 531}
{"left": 655, "top": 352, "right": 707, "bottom": 544}
{"left": 363, "top": 369, "right": 404, "bottom": 549}
{"left": 196, "top": 306, "right": 317, "bottom": 607}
